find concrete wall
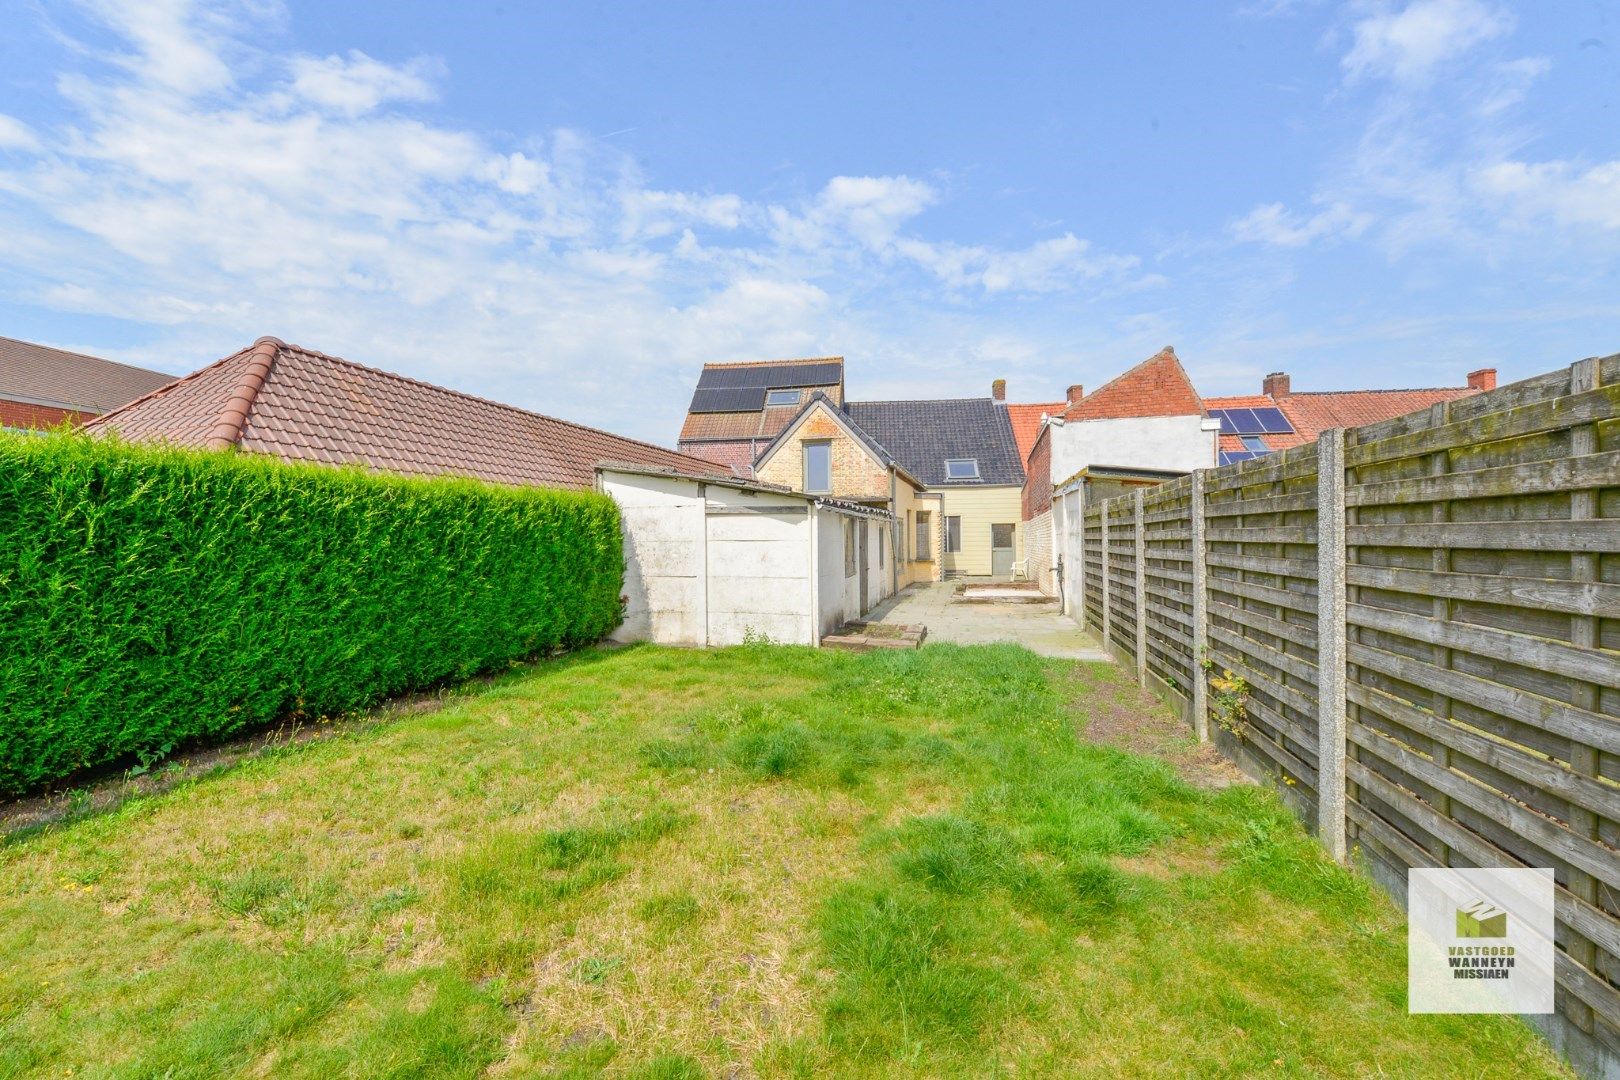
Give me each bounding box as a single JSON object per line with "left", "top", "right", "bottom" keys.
{"left": 704, "top": 485, "right": 815, "bottom": 646}
{"left": 937, "top": 485, "right": 1023, "bottom": 577}
{"left": 1048, "top": 414, "right": 1216, "bottom": 481}
{"left": 1024, "top": 509, "right": 1053, "bottom": 593}
{"left": 603, "top": 471, "right": 709, "bottom": 645}
{"left": 603, "top": 468, "right": 894, "bottom": 648}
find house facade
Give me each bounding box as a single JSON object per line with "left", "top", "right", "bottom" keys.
{"left": 0, "top": 335, "right": 174, "bottom": 431}
{"left": 751, "top": 394, "right": 937, "bottom": 590}
{"left": 845, "top": 392, "right": 1025, "bottom": 579}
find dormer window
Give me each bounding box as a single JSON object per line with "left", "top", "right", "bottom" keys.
{"left": 766, "top": 389, "right": 802, "bottom": 407}
{"left": 944, "top": 458, "right": 980, "bottom": 481}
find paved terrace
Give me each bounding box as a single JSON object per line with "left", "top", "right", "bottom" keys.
{"left": 865, "top": 580, "right": 1110, "bottom": 660}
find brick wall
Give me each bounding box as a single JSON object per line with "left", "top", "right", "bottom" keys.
{"left": 0, "top": 399, "right": 95, "bottom": 430}
{"left": 1021, "top": 428, "right": 1052, "bottom": 519}
{"left": 755, "top": 408, "right": 890, "bottom": 499}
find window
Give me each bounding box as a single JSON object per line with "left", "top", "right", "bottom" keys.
{"left": 1239, "top": 435, "right": 1269, "bottom": 453}
{"left": 878, "top": 526, "right": 885, "bottom": 567}
{"left": 844, "top": 518, "right": 856, "bottom": 576}
{"left": 944, "top": 458, "right": 979, "bottom": 480}
{"left": 944, "top": 515, "right": 962, "bottom": 553}
{"left": 766, "top": 389, "right": 801, "bottom": 407}
{"left": 803, "top": 440, "right": 831, "bottom": 493}
{"left": 915, "top": 511, "right": 932, "bottom": 561}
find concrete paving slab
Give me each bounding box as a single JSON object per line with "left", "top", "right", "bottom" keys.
{"left": 862, "top": 581, "right": 1111, "bottom": 661}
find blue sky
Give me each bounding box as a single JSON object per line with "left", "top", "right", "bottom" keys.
{"left": 0, "top": 1, "right": 1615, "bottom": 442}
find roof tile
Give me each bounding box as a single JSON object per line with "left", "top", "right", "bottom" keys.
{"left": 84, "top": 338, "right": 727, "bottom": 491}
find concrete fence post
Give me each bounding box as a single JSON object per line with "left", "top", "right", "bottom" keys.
{"left": 1075, "top": 489, "right": 1088, "bottom": 628}
{"left": 1316, "top": 429, "right": 1348, "bottom": 863}
{"left": 1133, "top": 489, "right": 1147, "bottom": 685}
{"left": 1189, "top": 471, "right": 1209, "bottom": 742}
{"left": 1100, "top": 507, "right": 1111, "bottom": 653}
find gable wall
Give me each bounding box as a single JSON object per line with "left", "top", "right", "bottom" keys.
{"left": 755, "top": 409, "right": 890, "bottom": 499}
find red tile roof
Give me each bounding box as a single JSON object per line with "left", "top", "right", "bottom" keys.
{"left": 1204, "top": 383, "right": 1481, "bottom": 451}
{"left": 1062, "top": 346, "right": 1204, "bottom": 421}
{"left": 0, "top": 335, "right": 175, "bottom": 413}
{"left": 1004, "top": 401, "right": 1065, "bottom": 463}
{"left": 1202, "top": 394, "right": 1309, "bottom": 454}
{"left": 1277, "top": 387, "right": 1478, "bottom": 437}
{"left": 83, "top": 338, "right": 728, "bottom": 491}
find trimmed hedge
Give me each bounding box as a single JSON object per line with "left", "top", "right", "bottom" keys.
{"left": 0, "top": 432, "right": 624, "bottom": 795}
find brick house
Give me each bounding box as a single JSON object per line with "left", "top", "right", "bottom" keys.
{"left": 751, "top": 393, "right": 937, "bottom": 589}
{"left": 0, "top": 335, "right": 174, "bottom": 431}
{"left": 677, "top": 358, "right": 844, "bottom": 476}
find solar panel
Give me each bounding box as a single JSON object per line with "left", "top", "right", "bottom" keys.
{"left": 696, "top": 362, "right": 841, "bottom": 391}
{"left": 688, "top": 386, "right": 768, "bottom": 413}
{"left": 1207, "top": 409, "right": 1237, "bottom": 434}
{"left": 1251, "top": 406, "right": 1293, "bottom": 434}
{"left": 1217, "top": 450, "right": 1255, "bottom": 466}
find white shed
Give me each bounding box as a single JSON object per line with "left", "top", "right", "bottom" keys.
{"left": 596, "top": 464, "right": 896, "bottom": 647}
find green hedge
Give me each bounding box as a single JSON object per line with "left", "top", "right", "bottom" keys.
{"left": 0, "top": 432, "right": 624, "bottom": 795}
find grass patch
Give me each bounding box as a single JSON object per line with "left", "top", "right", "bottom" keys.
{"left": 0, "top": 643, "right": 1571, "bottom": 1078}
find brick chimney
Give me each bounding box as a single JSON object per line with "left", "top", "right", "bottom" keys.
{"left": 1467, "top": 368, "right": 1497, "bottom": 392}
{"left": 1066, "top": 384, "right": 1085, "bottom": 404}
{"left": 1262, "top": 371, "right": 1291, "bottom": 398}
{"left": 991, "top": 378, "right": 1006, "bottom": 402}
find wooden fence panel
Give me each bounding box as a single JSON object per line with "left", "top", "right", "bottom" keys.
{"left": 1142, "top": 475, "right": 1196, "bottom": 715}
{"left": 1063, "top": 352, "right": 1620, "bottom": 1074}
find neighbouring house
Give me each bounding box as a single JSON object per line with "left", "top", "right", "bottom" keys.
{"left": 0, "top": 335, "right": 174, "bottom": 431}
{"left": 598, "top": 464, "right": 895, "bottom": 647}
{"left": 750, "top": 392, "right": 937, "bottom": 591}
{"left": 1203, "top": 367, "right": 1495, "bottom": 464}
{"left": 82, "top": 337, "right": 727, "bottom": 490}
{"left": 1021, "top": 346, "right": 1219, "bottom": 593}
{"left": 845, "top": 388, "right": 1026, "bottom": 579}
{"left": 676, "top": 357, "right": 845, "bottom": 477}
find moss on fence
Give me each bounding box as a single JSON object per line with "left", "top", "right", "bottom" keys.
{"left": 0, "top": 431, "right": 622, "bottom": 795}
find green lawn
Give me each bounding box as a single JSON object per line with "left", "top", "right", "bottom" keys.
{"left": 0, "top": 644, "right": 1569, "bottom": 1078}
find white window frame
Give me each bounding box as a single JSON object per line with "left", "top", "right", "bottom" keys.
{"left": 944, "top": 458, "right": 980, "bottom": 481}
{"left": 944, "top": 515, "right": 962, "bottom": 554}
{"left": 844, "top": 518, "right": 856, "bottom": 577}
{"left": 915, "top": 511, "right": 932, "bottom": 561}
{"left": 803, "top": 440, "right": 831, "bottom": 493}
{"left": 766, "top": 389, "right": 801, "bottom": 407}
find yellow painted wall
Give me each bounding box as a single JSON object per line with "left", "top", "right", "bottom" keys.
{"left": 893, "top": 484, "right": 939, "bottom": 588}
{"left": 937, "top": 485, "right": 1024, "bottom": 577}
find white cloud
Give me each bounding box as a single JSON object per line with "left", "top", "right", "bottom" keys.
{"left": 0, "top": 0, "right": 1140, "bottom": 441}
{"left": 1229, "top": 201, "right": 1372, "bottom": 247}
{"left": 1476, "top": 56, "right": 1550, "bottom": 115}
{"left": 1342, "top": 0, "right": 1512, "bottom": 84}
{"left": 0, "top": 115, "right": 40, "bottom": 151}
{"left": 1473, "top": 161, "right": 1620, "bottom": 231}
{"left": 288, "top": 51, "right": 441, "bottom": 116}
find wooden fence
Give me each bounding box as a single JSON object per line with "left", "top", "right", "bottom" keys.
{"left": 1056, "top": 353, "right": 1620, "bottom": 1076}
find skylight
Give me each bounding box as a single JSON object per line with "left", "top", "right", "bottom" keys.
{"left": 944, "top": 458, "right": 980, "bottom": 480}
{"left": 766, "top": 389, "right": 802, "bottom": 407}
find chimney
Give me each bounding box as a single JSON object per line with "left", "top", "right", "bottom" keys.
{"left": 1467, "top": 368, "right": 1497, "bottom": 392}
{"left": 991, "top": 378, "right": 1006, "bottom": 402}
{"left": 1066, "top": 384, "right": 1085, "bottom": 404}
{"left": 1262, "top": 371, "right": 1291, "bottom": 398}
